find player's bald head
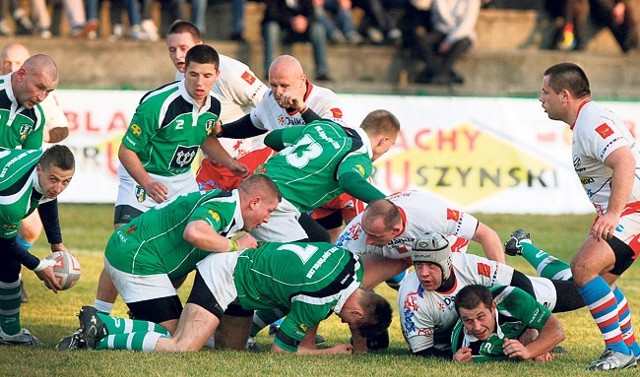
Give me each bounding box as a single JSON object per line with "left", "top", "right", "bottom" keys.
{"left": 1, "top": 43, "right": 30, "bottom": 74}
{"left": 23, "top": 54, "right": 58, "bottom": 82}
{"left": 269, "top": 55, "right": 304, "bottom": 80}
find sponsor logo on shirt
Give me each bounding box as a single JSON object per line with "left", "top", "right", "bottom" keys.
{"left": 209, "top": 210, "right": 221, "bottom": 222}
{"left": 595, "top": 123, "right": 614, "bottom": 139}
{"left": 241, "top": 71, "right": 256, "bottom": 85}
{"left": 331, "top": 108, "right": 343, "bottom": 118}
{"left": 170, "top": 146, "right": 199, "bottom": 169}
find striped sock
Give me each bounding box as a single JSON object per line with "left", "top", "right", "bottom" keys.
{"left": 96, "top": 332, "right": 167, "bottom": 351}
{"left": 0, "top": 279, "right": 22, "bottom": 335}
{"left": 578, "top": 277, "right": 630, "bottom": 354}
{"left": 521, "top": 243, "right": 572, "bottom": 280}
{"left": 96, "top": 313, "right": 170, "bottom": 335}
{"left": 613, "top": 285, "right": 640, "bottom": 357}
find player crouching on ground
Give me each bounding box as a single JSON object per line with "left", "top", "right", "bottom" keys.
{"left": 451, "top": 284, "right": 565, "bottom": 362}
{"left": 59, "top": 242, "right": 392, "bottom": 354}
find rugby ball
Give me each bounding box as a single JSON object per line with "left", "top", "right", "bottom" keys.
{"left": 45, "top": 251, "right": 81, "bottom": 290}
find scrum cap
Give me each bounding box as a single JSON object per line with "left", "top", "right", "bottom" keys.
{"left": 412, "top": 232, "right": 453, "bottom": 280}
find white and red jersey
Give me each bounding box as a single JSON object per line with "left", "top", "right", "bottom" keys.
{"left": 176, "top": 54, "right": 268, "bottom": 158}
{"left": 250, "top": 81, "right": 345, "bottom": 134}
{"left": 572, "top": 100, "right": 640, "bottom": 215}
{"left": 335, "top": 190, "right": 477, "bottom": 259}
{"left": 397, "top": 252, "right": 560, "bottom": 354}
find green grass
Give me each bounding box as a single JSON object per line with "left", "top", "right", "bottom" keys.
{"left": 3, "top": 204, "right": 639, "bottom": 376}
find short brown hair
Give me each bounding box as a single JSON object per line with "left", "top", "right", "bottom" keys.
{"left": 543, "top": 62, "right": 591, "bottom": 98}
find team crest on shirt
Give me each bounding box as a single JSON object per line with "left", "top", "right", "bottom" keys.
{"left": 170, "top": 146, "right": 198, "bottom": 169}
{"left": 595, "top": 123, "right": 614, "bottom": 139}
{"left": 205, "top": 119, "right": 215, "bottom": 135}
{"left": 241, "top": 71, "right": 256, "bottom": 85}
{"left": 208, "top": 210, "right": 221, "bottom": 222}
{"left": 131, "top": 124, "right": 142, "bottom": 136}
{"left": 19, "top": 123, "right": 33, "bottom": 140}
{"left": 135, "top": 185, "right": 146, "bottom": 203}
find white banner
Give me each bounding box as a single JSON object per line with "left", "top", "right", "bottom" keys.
{"left": 53, "top": 90, "right": 640, "bottom": 214}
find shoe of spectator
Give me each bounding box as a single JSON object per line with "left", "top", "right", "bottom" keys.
{"left": 87, "top": 31, "right": 97, "bottom": 40}
{"left": 56, "top": 329, "right": 86, "bottom": 351}
{"left": 71, "top": 20, "right": 98, "bottom": 38}
{"left": 419, "top": 73, "right": 453, "bottom": 85}
{"left": 141, "top": 19, "right": 159, "bottom": 42}
{"left": 367, "top": 27, "right": 384, "bottom": 44}
{"left": 109, "top": 24, "right": 124, "bottom": 41}
{"left": 230, "top": 32, "right": 246, "bottom": 43}
{"left": 346, "top": 31, "right": 363, "bottom": 45}
{"left": 449, "top": 70, "right": 465, "bottom": 84}
{"left": 40, "top": 29, "right": 52, "bottom": 39}
{"left": 129, "top": 25, "right": 150, "bottom": 41}
{"left": 13, "top": 8, "right": 33, "bottom": 35}
{"left": 0, "top": 20, "right": 14, "bottom": 36}
{"left": 330, "top": 30, "right": 347, "bottom": 44}
{"left": 316, "top": 73, "right": 333, "bottom": 82}
{"left": 387, "top": 28, "right": 402, "bottom": 45}
{"left": 504, "top": 228, "right": 531, "bottom": 256}
{"left": 0, "top": 327, "right": 43, "bottom": 346}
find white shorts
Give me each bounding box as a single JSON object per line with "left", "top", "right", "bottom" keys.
{"left": 104, "top": 257, "right": 176, "bottom": 304}
{"left": 249, "top": 197, "right": 307, "bottom": 241}
{"left": 529, "top": 276, "right": 558, "bottom": 311}
{"left": 195, "top": 251, "right": 242, "bottom": 311}
{"left": 114, "top": 164, "right": 199, "bottom": 212}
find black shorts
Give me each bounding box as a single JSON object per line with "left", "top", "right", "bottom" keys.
{"left": 607, "top": 236, "right": 638, "bottom": 275}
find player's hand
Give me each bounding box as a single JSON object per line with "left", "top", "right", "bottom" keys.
{"left": 34, "top": 259, "right": 62, "bottom": 293}
{"left": 452, "top": 347, "right": 473, "bottom": 362}
{"left": 591, "top": 211, "right": 620, "bottom": 242}
{"left": 143, "top": 181, "right": 169, "bottom": 203}
{"left": 236, "top": 233, "right": 258, "bottom": 250}
{"left": 328, "top": 343, "right": 353, "bottom": 355}
{"left": 228, "top": 160, "right": 249, "bottom": 178}
{"left": 503, "top": 338, "right": 530, "bottom": 360}
{"left": 213, "top": 120, "right": 223, "bottom": 137}
{"left": 533, "top": 352, "right": 554, "bottom": 363}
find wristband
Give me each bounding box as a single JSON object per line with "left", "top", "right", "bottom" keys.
{"left": 229, "top": 238, "right": 239, "bottom": 252}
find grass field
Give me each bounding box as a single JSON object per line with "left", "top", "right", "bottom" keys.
{"left": 2, "top": 204, "right": 639, "bottom": 377}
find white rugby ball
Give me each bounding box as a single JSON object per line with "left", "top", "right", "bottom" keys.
{"left": 45, "top": 251, "right": 81, "bottom": 290}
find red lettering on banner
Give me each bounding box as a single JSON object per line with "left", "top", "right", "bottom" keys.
{"left": 383, "top": 159, "right": 410, "bottom": 192}
{"left": 64, "top": 111, "right": 130, "bottom": 133}
{"left": 414, "top": 128, "right": 481, "bottom": 151}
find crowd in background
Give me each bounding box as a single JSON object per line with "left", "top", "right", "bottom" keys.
{"left": 0, "top": 0, "right": 637, "bottom": 84}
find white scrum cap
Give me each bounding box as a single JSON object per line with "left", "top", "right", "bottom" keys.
{"left": 411, "top": 232, "right": 453, "bottom": 280}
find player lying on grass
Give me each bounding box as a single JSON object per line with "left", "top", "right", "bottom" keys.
{"left": 451, "top": 284, "right": 564, "bottom": 362}
{"left": 57, "top": 242, "right": 392, "bottom": 354}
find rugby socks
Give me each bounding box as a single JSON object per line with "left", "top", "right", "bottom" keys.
{"left": 578, "top": 277, "right": 630, "bottom": 355}
{"left": 520, "top": 243, "right": 572, "bottom": 280}
{"left": 94, "top": 313, "right": 170, "bottom": 351}
{"left": 613, "top": 285, "right": 640, "bottom": 357}
{"left": 96, "top": 313, "right": 170, "bottom": 335}
{"left": 0, "top": 279, "right": 21, "bottom": 335}
{"left": 93, "top": 299, "right": 114, "bottom": 315}
{"left": 96, "top": 332, "right": 168, "bottom": 351}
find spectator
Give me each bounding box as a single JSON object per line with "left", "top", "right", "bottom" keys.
{"left": 262, "top": 0, "right": 332, "bottom": 81}
{"left": 588, "top": 0, "right": 638, "bottom": 53}
{"left": 409, "top": 0, "right": 480, "bottom": 85}
{"left": 314, "top": 0, "right": 363, "bottom": 44}
{"left": 353, "top": 0, "right": 402, "bottom": 44}
{"left": 0, "top": 0, "right": 33, "bottom": 36}
{"left": 32, "top": 0, "right": 98, "bottom": 38}
{"left": 231, "top": 0, "right": 247, "bottom": 41}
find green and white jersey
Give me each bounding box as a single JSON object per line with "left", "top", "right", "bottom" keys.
{"left": 234, "top": 242, "right": 363, "bottom": 352}
{"left": 259, "top": 120, "right": 373, "bottom": 213}
{"left": 105, "top": 188, "right": 243, "bottom": 280}
{"left": 0, "top": 73, "right": 46, "bottom": 150}
{"left": 121, "top": 80, "right": 220, "bottom": 176}
{"left": 450, "top": 285, "right": 552, "bottom": 362}
{"left": 0, "top": 149, "right": 51, "bottom": 238}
